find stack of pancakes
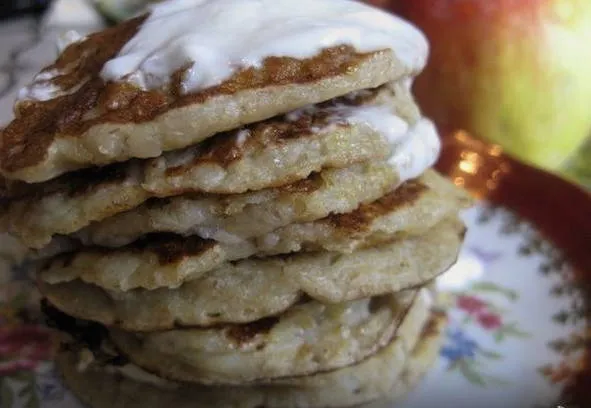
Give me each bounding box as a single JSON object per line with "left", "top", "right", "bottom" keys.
{"left": 0, "top": 1, "right": 472, "bottom": 406}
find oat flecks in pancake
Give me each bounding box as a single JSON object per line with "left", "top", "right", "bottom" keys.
{"left": 108, "top": 293, "right": 412, "bottom": 385}
{"left": 55, "top": 288, "right": 436, "bottom": 408}
{"left": 37, "top": 218, "right": 464, "bottom": 330}
{"left": 38, "top": 173, "right": 469, "bottom": 291}
{"left": 1, "top": 28, "right": 414, "bottom": 183}
{"left": 2, "top": 87, "right": 405, "bottom": 249}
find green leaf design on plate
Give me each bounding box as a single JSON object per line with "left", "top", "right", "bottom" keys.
{"left": 456, "top": 359, "right": 509, "bottom": 387}
{"left": 8, "top": 292, "right": 29, "bottom": 310}
{"left": 18, "top": 385, "right": 30, "bottom": 398}
{"left": 458, "top": 360, "right": 487, "bottom": 387}
{"left": 503, "top": 322, "right": 531, "bottom": 338}
{"left": 494, "top": 330, "right": 505, "bottom": 343}
{"left": 484, "top": 304, "right": 508, "bottom": 315}
{"left": 22, "top": 376, "right": 39, "bottom": 408}
{"left": 1, "top": 379, "right": 15, "bottom": 408}
{"left": 461, "top": 315, "right": 473, "bottom": 325}
{"left": 470, "top": 282, "right": 519, "bottom": 302}
{"left": 10, "top": 371, "right": 32, "bottom": 383}
{"left": 494, "top": 322, "right": 530, "bottom": 343}
{"left": 478, "top": 349, "right": 503, "bottom": 360}
{"left": 448, "top": 360, "right": 461, "bottom": 372}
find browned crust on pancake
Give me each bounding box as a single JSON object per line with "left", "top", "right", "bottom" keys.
{"left": 327, "top": 177, "right": 428, "bottom": 233}
{"left": 44, "top": 233, "right": 216, "bottom": 268}
{"left": 0, "top": 5, "right": 382, "bottom": 179}
{"left": 163, "top": 93, "right": 366, "bottom": 175}
{"left": 0, "top": 160, "right": 136, "bottom": 204}
{"left": 276, "top": 172, "right": 324, "bottom": 194}
{"left": 1, "top": 17, "right": 147, "bottom": 175}
{"left": 225, "top": 316, "right": 282, "bottom": 347}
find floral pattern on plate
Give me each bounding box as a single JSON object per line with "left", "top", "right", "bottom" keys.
{"left": 439, "top": 282, "right": 530, "bottom": 387}
{"left": 0, "top": 281, "right": 60, "bottom": 408}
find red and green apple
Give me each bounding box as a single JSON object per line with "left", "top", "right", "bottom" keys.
{"left": 387, "top": 0, "right": 591, "bottom": 170}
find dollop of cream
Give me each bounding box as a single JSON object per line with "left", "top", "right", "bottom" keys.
{"left": 17, "top": 77, "right": 63, "bottom": 102}
{"left": 56, "top": 30, "right": 85, "bottom": 53}
{"left": 100, "top": 0, "right": 428, "bottom": 93}
{"left": 389, "top": 118, "right": 441, "bottom": 183}
{"left": 344, "top": 105, "right": 441, "bottom": 183}
{"left": 16, "top": 31, "right": 87, "bottom": 103}
{"left": 346, "top": 104, "right": 410, "bottom": 145}
{"left": 286, "top": 101, "right": 440, "bottom": 182}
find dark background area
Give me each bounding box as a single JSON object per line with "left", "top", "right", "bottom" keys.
{"left": 0, "top": 0, "right": 51, "bottom": 19}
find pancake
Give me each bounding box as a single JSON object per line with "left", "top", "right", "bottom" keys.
{"left": 71, "top": 161, "right": 399, "bottom": 248}
{"left": 0, "top": 0, "right": 428, "bottom": 183}
{"left": 2, "top": 85, "right": 408, "bottom": 249}
{"left": 37, "top": 218, "right": 463, "bottom": 330}
{"left": 55, "top": 291, "right": 442, "bottom": 408}
{"left": 356, "top": 310, "right": 447, "bottom": 408}
{"left": 68, "top": 167, "right": 457, "bottom": 251}
{"left": 108, "top": 292, "right": 415, "bottom": 385}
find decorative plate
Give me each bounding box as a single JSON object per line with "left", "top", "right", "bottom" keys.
{"left": 0, "top": 131, "right": 589, "bottom": 408}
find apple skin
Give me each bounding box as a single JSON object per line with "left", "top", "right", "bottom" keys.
{"left": 388, "top": 0, "right": 591, "bottom": 170}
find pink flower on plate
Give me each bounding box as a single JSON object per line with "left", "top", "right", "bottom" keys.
{"left": 456, "top": 295, "right": 487, "bottom": 315}
{"left": 477, "top": 312, "right": 503, "bottom": 330}
{"left": 0, "top": 324, "right": 55, "bottom": 376}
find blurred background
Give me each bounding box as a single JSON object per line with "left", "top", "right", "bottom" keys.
{"left": 0, "top": 0, "right": 589, "bottom": 188}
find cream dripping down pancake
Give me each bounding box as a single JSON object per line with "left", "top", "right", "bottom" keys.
{"left": 0, "top": 0, "right": 428, "bottom": 183}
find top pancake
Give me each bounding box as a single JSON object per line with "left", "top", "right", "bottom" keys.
{"left": 0, "top": 6, "right": 426, "bottom": 183}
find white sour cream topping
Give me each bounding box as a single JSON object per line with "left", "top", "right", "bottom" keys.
{"left": 56, "top": 30, "right": 86, "bottom": 53}
{"left": 346, "top": 104, "right": 410, "bottom": 145}
{"left": 389, "top": 118, "right": 441, "bottom": 183}
{"left": 346, "top": 106, "right": 440, "bottom": 182}
{"left": 17, "top": 78, "right": 63, "bottom": 102}
{"left": 16, "top": 70, "right": 89, "bottom": 103}
{"left": 100, "top": 0, "right": 428, "bottom": 93}
{"left": 287, "top": 101, "right": 440, "bottom": 182}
